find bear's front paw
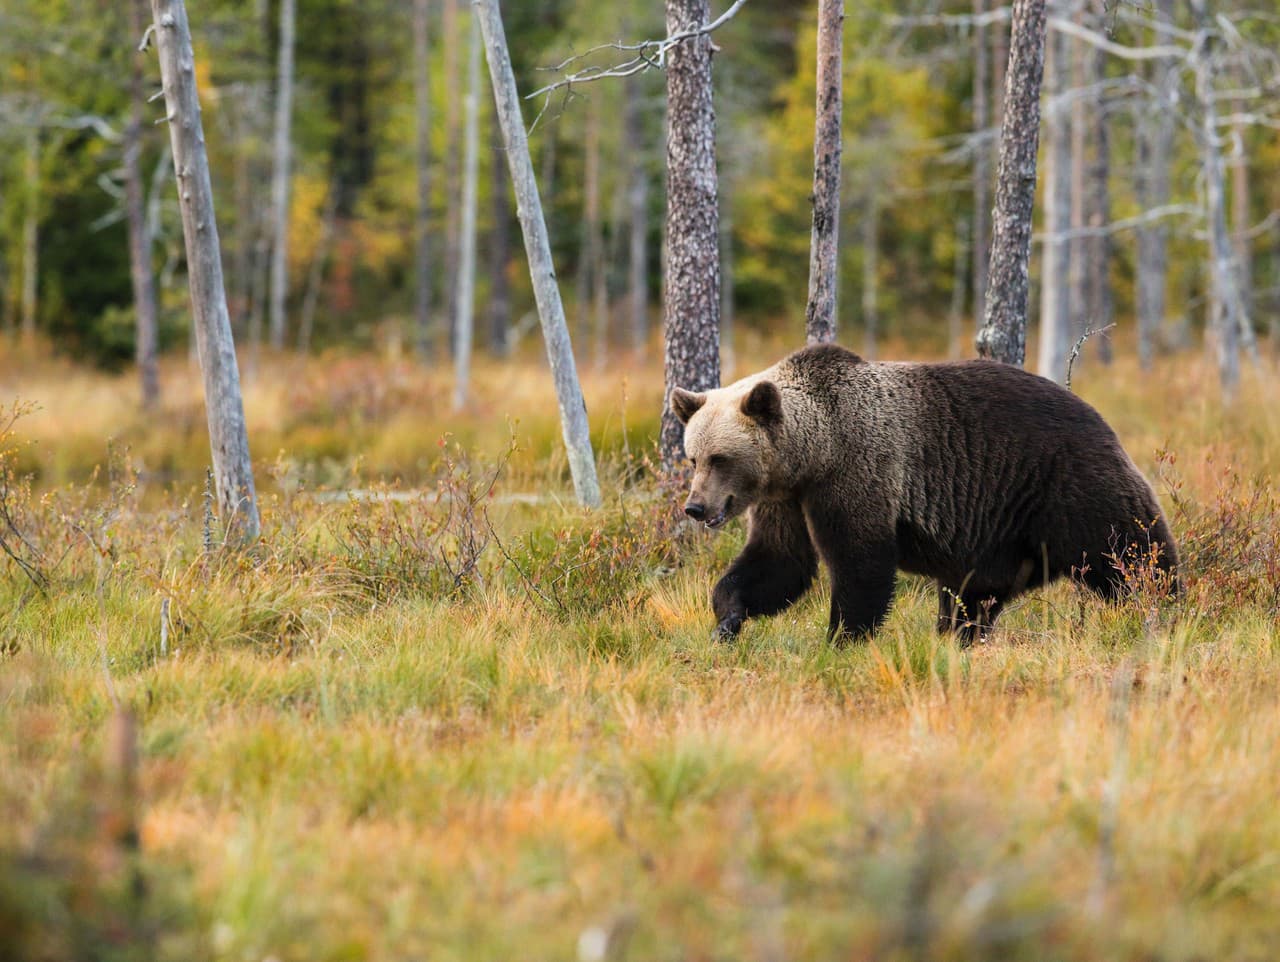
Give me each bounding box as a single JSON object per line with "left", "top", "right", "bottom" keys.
{"left": 713, "top": 615, "right": 743, "bottom": 642}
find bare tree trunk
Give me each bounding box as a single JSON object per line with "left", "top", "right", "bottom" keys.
{"left": 949, "top": 216, "right": 970, "bottom": 359}
{"left": 1085, "top": 2, "right": 1112, "bottom": 364}
{"left": 296, "top": 181, "right": 338, "bottom": 354}
{"left": 475, "top": 0, "right": 601, "bottom": 507}
{"left": 1037, "top": 12, "right": 1072, "bottom": 384}
{"left": 126, "top": 0, "right": 161, "bottom": 408}
{"left": 972, "top": 0, "right": 990, "bottom": 334}
{"left": 861, "top": 192, "right": 880, "bottom": 360}
{"left": 267, "top": 0, "right": 296, "bottom": 351}
{"left": 1067, "top": 5, "right": 1087, "bottom": 340}
{"left": 20, "top": 128, "right": 40, "bottom": 351}
{"left": 488, "top": 109, "right": 512, "bottom": 358}
{"left": 625, "top": 74, "right": 650, "bottom": 357}
{"left": 804, "top": 0, "right": 843, "bottom": 345}
{"left": 660, "top": 0, "right": 721, "bottom": 472}
{"left": 1135, "top": 0, "right": 1174, "bottom": 370}
{"left": 452, "top": 12, "right": 481, "bottom": 411}
{"left": 149, "top": 0, "right": 260, "bottom": 542}
{"left": 977, "top": 0, "right": 1048, "bottom": 366}
{"left": 443, "top": 0, "right": 462, "bottom": 345}
{"left": 412, "top": 0, "right": 434, "bottom": 358}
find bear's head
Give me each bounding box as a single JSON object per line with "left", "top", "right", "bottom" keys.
{"left": 670, "top": 379, "right": 784, "bottom": 529}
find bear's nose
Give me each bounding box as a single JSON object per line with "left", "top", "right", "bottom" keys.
{"left": 684, "top": 502, "right": 707, "bottom": 521}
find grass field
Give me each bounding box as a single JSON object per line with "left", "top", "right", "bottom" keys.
{"left": 2, "top": 342, "right": 1279, "bottom": 961}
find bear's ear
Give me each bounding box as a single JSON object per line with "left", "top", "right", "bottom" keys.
{"left": 741, "top": 381, "right": 783, "bottom": 425}
{"left": 671, "top": 388, "right": 707, "bottom": 424}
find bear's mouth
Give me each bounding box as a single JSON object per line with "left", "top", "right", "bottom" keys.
{"left": 704, "top": 496, "right": 733, "bottom": 529}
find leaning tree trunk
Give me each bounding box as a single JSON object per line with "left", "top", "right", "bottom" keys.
{"left": 412, "top": 0, "right": 434, "bottom": 358}
{"left": 625, "top": 72, "right": 650, "bottom": 356}
{"left": 1135, "top": 0, "right": 1175, "bottom": 370}
{"left": 804, "top": 0, "right": 843, "bottom": 345}
{"left": 475, "top": 0, "right": 601, "bottom": 507}
{"left": 267, "top": 0, "right": 295, "bottom": 351}
{"left": 452, "top": 11, "right": 481, "bottom": 411}
{"left": 149, "top": 0, "right": 260, "bottom": 543}
{"left": 971, "top": 0, "right": 991, "bottom": 334}
{"left": 660, "top": 0, "right": 721, "bottom": 472}
{"left": 1037, "top": 10, "right": 1072, "bottom": 385}
{"left": 126, "top": 0, "right": 161, "bottom": 408}
{"left": 976, "top": 0, "right": 1048, "bottom": 365}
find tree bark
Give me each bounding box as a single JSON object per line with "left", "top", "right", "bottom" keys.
{"left": 267, "top": 0, "right": 296, "bottom": 351}
{"left": 20, "top": 128, "right": 39, "bottom": 351}
{"left": 1135, "top": 0, "right": 1174, "bottom": 369}
{"left": 625, "top": 73, "right": 650, "bottom": 357}
{"left": 453, "top": 11, "right": 481, "bottom": 411}
{"left": 488, "top": 109, "right": 512, "bottom": 358}
{"left": 1037, "top": 11, "right": 1072, "bottom": 384}
{"left": 976, "top": 0, "right": 1048, "bottom": 366}
{"left": 804, "top": 0, "right": 843, "bottom": 345}
{"left": 972, "top": 0, "right": 991, "bottom": 334}
{"left": 475, "top": 0, "right": 601, "bottom": 507}
{"left": 660, "top": 0, "right": 721, "bottom": 472}
{"left": 126, "top": 0, "right": 161, "bottom": 408}
{"left": 149, "top": 0, "right": 260, "bottom": 543}
{"left": 412, "top": 0, "right": 434, "bottom": 358}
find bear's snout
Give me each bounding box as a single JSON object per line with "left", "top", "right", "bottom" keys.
{"left": 684, "top": 501, "right": 707, "bottom": 521}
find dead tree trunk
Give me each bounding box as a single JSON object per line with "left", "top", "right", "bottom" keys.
{"left": 475, "top": 0, "right": 601, "bottom": 507}
{"left": 412, "top": 0, "right": 434, "bottom": 358}
{"left": 804, "top": 0, "right": 843, "bottom": 345}
{"left": 625, "top": 73, "right": 650, "bottom": 356}
{"left": 149, "top": 0, "right": 260, "bottom": 543}
{"left": 660, "top": 0, "right": 721, "bottom": 471}
{"left": 452, "top": 11, "right": 481, "bottom": 411}
{"left": 126, "top": 0, "right": 161, "bottom": 408}
{"left": 1037, "top": 10, "right": 1072, "bottom": 384}
{"left": 267, "top": 0, "right": 296, "bottom": 351}
{"left": 1135, "top": 0, "right": 1175, "bottom": 369}
{"left": 488, "top": 109, "right": 512, "bottom": 358}
{"left": 976, "top": 0, "right": 1048, "bottom": 366}
{"left": 972, "top": 0, "right": 991, "bottom": 333}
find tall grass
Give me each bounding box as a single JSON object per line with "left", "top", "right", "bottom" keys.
{"left": 1, "top": 346, "right": 1278, "bottom": 961}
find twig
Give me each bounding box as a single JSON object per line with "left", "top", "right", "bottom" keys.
{"left": 1065, "top": 324, "right": 1117, "bottom": 391}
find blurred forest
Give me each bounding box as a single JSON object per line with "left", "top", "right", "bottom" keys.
{"left": 2, "top": 0, "right": 1277, "bottom": 379}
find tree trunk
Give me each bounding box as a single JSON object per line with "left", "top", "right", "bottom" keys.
{"left": 296, "top": 181, "right": 338, "bottom": 353}
{"left": 625, "top": 73, "right": 650, "bottom": 357}
{"left": 149, "top": 0, "right": 260, "bottom": 542}
{"left": 1230, "top": 110, "right": 1252, "bottom": 322}
{"left": 126, "top": 0, "right": 161, "bottom": 408}
{"left": 1191, "top": 2, "right": 1245, "bottom": 394}
{"left": 488, "top": 109, "right": 512, "bottom": 358}
{"left": 1067, "top": 4, "right": 1087, "bottom": 340}
{"left": 475, "top": 0, "right": 601, "bottom": 507}
{"left": 660, "top": 0, "right": 721, "bottom": 472}
{"left": 443, "top": 0, "right": 462, "bottom": 345}
{"left": 861, "top": 192, "right": 880, "bottom": 360}
{"left": 412, "top": 0, "right": 434, "bottom": 358}
{"left": 1085, "top": 1, "right": 1112, "bottom": 364}
{"left": 972, "top": 0, "right": 991, "bottom": 334}
{"left": 267, "top": 0, "right": 296, "bottom": 351}
{"left": 804, "top": 0, "right": 843, "bottom": 345}
{"left": 1135, "top": 0, "right": 1174, "bottom": 370}
{"left": 21, "top": 128, "right": 39, "bottom": 351}
{"left": 976, "top": 0, "right": 1048, "bottom": 366}
{"left": 1036, "top": 12, "right": 1072, "bottom": 385}
{"left": 452, "top": 12, "right": 481, "bottom": 411}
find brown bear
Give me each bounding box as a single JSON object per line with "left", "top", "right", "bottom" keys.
{"left": 671, "top": 343, "right": 1178, "bottom": 643}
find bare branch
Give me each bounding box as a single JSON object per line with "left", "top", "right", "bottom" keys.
{"left": 1047, "top": 16, "right": 1184, "bottom": 61}
{"left": 1066, "top": 325, "right": 1116, "bottom": 391}
{"left": 1034, "top": 203, "right": 1200, "bottom": 242}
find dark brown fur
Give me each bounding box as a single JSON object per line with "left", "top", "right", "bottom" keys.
{"left": 673, "top": 344, "right": 1178, "bottom": 643}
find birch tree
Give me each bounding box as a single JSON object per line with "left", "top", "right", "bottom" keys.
{"left": 475, "top": 0, "right": 601, "bottom": 508}
{"left": 148, "top": 0, "right": 260, "bottom": 542}
{"left": 267, "top": 0, "right": 296, "bottom": 351}
{"left": 804, "top": 0, "right": 843, "bottom": 345}
{"left": 1036, "top": 2, "right": 1073, "bottom": 384}
{"left": 453, "top": 11, "right": 481, "bottom": 411}
{"left": 976, "top": 0, "right": 1048, "bottom": 366}
{"left": 660, "top": 0, "right": 721, "bottom": 471}
{"left": 125, "top": 0, "right": 160, "bottom": 408}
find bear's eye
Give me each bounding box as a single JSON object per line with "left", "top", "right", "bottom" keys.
{"left": 707, "top": 455, "right": 728, "bottom": 470}
{"left": 688, "top": 457, "right": 697, "bottom": 469}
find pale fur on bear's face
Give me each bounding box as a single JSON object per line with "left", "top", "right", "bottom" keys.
{"left": 670, "top": 379, "right": 784, "bottom": 529}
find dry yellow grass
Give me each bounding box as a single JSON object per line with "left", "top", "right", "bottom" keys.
{"left": 1, "top": 344, "right": 1278, "bottom": 961}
